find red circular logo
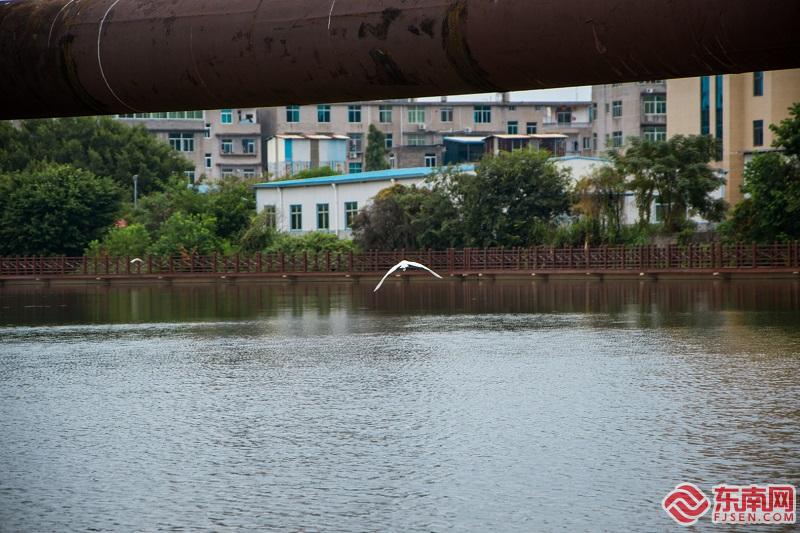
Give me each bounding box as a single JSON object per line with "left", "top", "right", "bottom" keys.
{"left": 662, "top": 483, "right": 711, "bottom": 526}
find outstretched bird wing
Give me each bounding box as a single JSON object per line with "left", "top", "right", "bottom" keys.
{"left": 373, "top": 261, "right": 405, "bottom": 292}
{"left": 405, "top": 261, "right": 443, "bottom": 279}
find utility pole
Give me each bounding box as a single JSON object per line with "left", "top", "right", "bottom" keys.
{"left": 133, "top": 174, "right": 139, "bottom": 209}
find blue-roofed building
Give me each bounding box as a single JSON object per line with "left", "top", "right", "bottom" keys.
{"left": 254, "top": 165, "right": 475, "bottom": 237}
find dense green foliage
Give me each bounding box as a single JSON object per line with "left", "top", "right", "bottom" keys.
{"left": 353, "top": 150, "right": 572, "bottom": 250}
{"left": 611, "top": 135, "right": 725, "bottom": 232}
{"left": 148, "top": 212, "right": 222, "bottom": 256}
{"left": 365, "top": 125, "right": 390, "bottom": 171}
{"left": 86, "top": 224, "right": 152, "bottom": 258}
{"left": 724, "top": 103, "right": 800, "bottom": 242}
{"left": 1, "top": 117, "right": 192, "bottom": 194}
{"left": 276, "top": 166, "right": 341, "bottom": 181}
{"left": 0, "top": 164, "right": 122, "bottom": 256}
{"left": 572, "top": 165, "right": 627, "bottom": 244}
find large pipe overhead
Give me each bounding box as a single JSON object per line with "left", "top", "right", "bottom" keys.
{"left": 1, "top": 0, "right": 799, "bottom": 120}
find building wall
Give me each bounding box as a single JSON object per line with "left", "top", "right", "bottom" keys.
{"left": 259, "top": 99, "right": 594, "bottom": 176}
{"left": 667, "top": 69, "right": 800, "bottom": 205}
{"left": 592, "top": 81, "right": 667, "bottom": 153}
{"left": 255, "top": 177, "right": 429, "bottom": 236}
{"left": 117, "top": 108, "right": 263, "bottom": 182}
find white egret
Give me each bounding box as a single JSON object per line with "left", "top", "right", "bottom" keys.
{"left": 374, "top": 260, "right": 442, "bottom": 292}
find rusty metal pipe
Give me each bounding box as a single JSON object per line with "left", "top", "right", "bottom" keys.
{"left": 1, "top": 0, "right": 799, "bottom": 120}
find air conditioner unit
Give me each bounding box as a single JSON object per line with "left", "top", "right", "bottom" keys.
{"left": 349, "top": 151, "right": 360, "bottom": 159}
{"left": 464, "top": 127, "right": 472, "bottom": 133}
{"left": 418, "top": 123, "right": 428, "bottom": 131}
{"left": 645, "top": 88, "right": 655, "bottom": 94}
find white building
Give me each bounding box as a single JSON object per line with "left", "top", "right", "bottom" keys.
{"left": 254, "top": 165, "right": 475, "bottom": 237}
{"left": 265, "top": 134, "right": 350, "bottom": 179}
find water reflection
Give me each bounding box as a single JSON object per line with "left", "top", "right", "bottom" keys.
{"left": 1, "top": 279, "right": 799, "bottom": 326}
{"left": 0, "top": 280, "right": 798, "bottom": 532}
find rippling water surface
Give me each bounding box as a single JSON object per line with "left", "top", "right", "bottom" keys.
{"left": 1, "top": 280, "right": 799, "bottom": 531}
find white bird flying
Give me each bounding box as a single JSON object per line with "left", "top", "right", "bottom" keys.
{"left": 374, "top": 260, "right": 442, "bottom": 292}
{"left": 130, "top": 258, "right": 144, "bottom": 264}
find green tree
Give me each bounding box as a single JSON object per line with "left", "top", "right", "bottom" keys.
{"left": 208, "top": 177, "right": 257, "bottom": 241}
{"left": 86, "top": 224, "right": 152, "bottom": 257}
{"left": 0, "top": 163, "right": 121, "bottom": 256}
{"left": 239, "top": 210, "right": 278, "bottom": 253}
{"left": 352, "top": 185, "right": 428, "bottom": 250}
{"left": 614, "top": 135, "right": 725, "bottom": 232}
{"left": 724, "top": 103, "right": 800, "bottom": 242}
{"left": 264, "top": 232, "right": 357, "bottom": 255}
{"left": 148, "top": 212, "right": 221, "bottom": 256}
{"left": 365, "top": 124, "right": 390, "bottom": 171}
{"left": 461, "top": 149, "right": 571, "bottom": 247}
{"left": 271, "top": 166, "right": 341, "bottom": 182}
{"left": 1, "top": 117, "right": 192, "bottom": 194}
{"left": 573, "top": 165, "right": 627, "bottom": 244}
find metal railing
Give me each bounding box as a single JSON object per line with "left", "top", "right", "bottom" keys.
{"left": 1, "top": 243, "right": 798, "bottom": 278}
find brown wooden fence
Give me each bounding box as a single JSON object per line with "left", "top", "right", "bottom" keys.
{"left": 1, "top": 242, "right": 799, "bottom": 278}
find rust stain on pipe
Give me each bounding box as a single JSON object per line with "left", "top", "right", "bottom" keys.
{"left": 0, "top": 0, "right": 799, "bottom": 120}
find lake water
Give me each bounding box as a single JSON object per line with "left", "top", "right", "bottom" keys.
{"left": 1, "top": 280, "right": 799, "bottom": 531}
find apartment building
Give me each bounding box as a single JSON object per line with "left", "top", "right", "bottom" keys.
{"left": 591, "top": 81, "right": 667, "bottom": 153}
{"left": 258, "top": 94, "right": 593, "bottom": 176}
{"left": 116, "top": 107, "right": 262, "bottom": 181}
{"left": 667, "top": 69, "right": 800, "bottom": 204}
{"left": 266, "top": 134, "right": 349, "bottom": 178}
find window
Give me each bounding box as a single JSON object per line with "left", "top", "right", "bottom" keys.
{"left": 290, "top": 205, "right": 302, "bottom": 231}
{"left": 526, "top": 122, "right": 538, "bottom": 135}
{"left": 440, "top": 107, "right": 453, "bottom": 122}
{"left": 379, "top": 105, "right": 393, "bottom": 123}
{"left": 700, "top": 76, "right": 711, "bottom": 136}
{"left": 221, "top": 167, "right": 234, "bottom": 177}
{"left": 185, "top": 170, "right": 196, "bottom": 182}
{"left": 474, "top": 105, "right": 491, "bottom": 123}
{"left": 611, "top": 131, "right": 623, "bottom": 148}
{"left": 119, "top": 111, "right": 203, "bottom": 120}
{"left": 753, "top": 71, "right": 764, "bottom": 97}
{"left": 344, "top": 201, "right": 358, "bottom": 229}
{"left": 348, "top": 105, "right": 362, "bottom": 123}
{"left": 582, "top": 137, "right": 592, "bottom": 151}
{"left": 407, "top": 133, "right": 426, "bottom": 146}
{"left": 317, "top": 203, "right": 330, "bottom": 230}
{"left": 243, "top": 168, "right": 256, "bottom": 178}
{"left": 643, "top": 126, "right": 667, "bottom": 142}
{"left": 556, "top": 108, "right": 572, "bottom": 125}
{"left": 643, "top": 95, "right": 667, "bottom": 115}
{"left": 389, "top": 154, "right": 396, "bottom": 168}
{"left": 507, "top": 121, "right": 519, "bottom": 135}
{"left": 592, "top": 133, "right": 598, "bottom": 151}
{"left": 168, "top": 133, "right": 194, "bottom": 152}
{"left": 385, "top": 133, "right": 393, "bottom": 149}
{"left": 221, "top": 109, "right": 232, "bottom": 124}
{"left": 221, "top": 139, "right": 233, "bottom": 154}
{"left": 348, "top": 162, "right": 362, "bottom": 174}
{"left": 286, "top": 105, "right": 300, "bottom": 123}
{"left": 753, "top": 120, "right": 764, "bottom": 146}
{"left": 348, "top": 133, "right": 363, "bottom": 153}
{"left": 263, "top": 205, "right": 276, "bottom": 228}
{"left": 204, "top": 123, "right": 211, "bottom": 138}
{"left": 408, "top": 106, "right": 425, "bottom": 124}
{"left": 424, "top": 154, "right": 437, "bottom": 168}
{"left": 507, "top": 105, "right": 516, "bottom": 112}
{"left": 317, "top": 104, "right": 331, "bottom": 123}
{"left": 589, "top": 103, "right": 597, "bottom": 122}
{"left": 242, "top": 138, "right": 256, "bottom": 154}
{"left": 205, "top": 153, "right": 212, "bottom": 168}
{"left": 612, "top": 100, "right": 622, "bottom": 118}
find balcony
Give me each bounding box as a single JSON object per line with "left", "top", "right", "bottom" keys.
{"left": 541, "top": 121, "right": 592, "bottom": 129}
{"left": 641, "top": 113, "right": 667, "bottom": 125}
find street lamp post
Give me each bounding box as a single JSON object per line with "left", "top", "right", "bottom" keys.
{"left": 133, "top": 174, "right": 139, "bottom": 209}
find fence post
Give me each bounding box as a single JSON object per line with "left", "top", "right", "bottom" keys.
{"left": 303, "top": 251, "right": 308, "bottom": 273}
{"left": 347, "top": 250, "right": 353, "bottom": 273}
